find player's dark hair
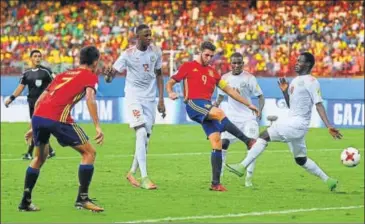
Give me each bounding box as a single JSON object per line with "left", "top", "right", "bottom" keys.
{"left": 30, "top": 50, "right": 41, "bottom": 57}
{"left": 301, "top": 52, "right": 315, "bottom": 69}
{"left": 80, "top": 46, "right": 100, "bottom": 66}
{"left": 231, "top": 52, "right": 243, "bottom": 59}
{"left": 200, "top": 41, "right": 216, "bottom": 52}
{"left": 136, "top": 24, "right": 150, "bottom": 34}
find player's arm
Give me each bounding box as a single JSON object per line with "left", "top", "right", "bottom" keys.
{"left": 155, "top": 68, "right": 166, "bottom": 118}
{"left": 316, "top": 102, "right": 342, "bottom": 139}
{"left": 309, "top": 80, "right": 342, "bottom": 139}
{"left": 250, "top": 76, "right": 265, "bottom": 119}
{"left": 215, "top": 94, "right": 224, "bottom": 107}
{"left": 257, "top": 94, "right": 265, "bottom": 120}
{"left": 85, "top": 87, "right": 104, "bottom": 144}
{"left": 166, "top": 78, "right": 178, "bottom": 100}
{"left": 166, "top": 63, "right": 187, "bottom": 100}
{"left": 104, "top": 52, "right": 127, "bottom": 83}
{"left": 219, "top": 80, "right": 259, "bottom": 116}
{"left": 5, "top": 72, "right": 28, "bottom": 107}
{"left": 278, "top": 77, "right": 290, "bottom": 108}
{"left": 4, "top": 83, "right": 26, "bottom": 107}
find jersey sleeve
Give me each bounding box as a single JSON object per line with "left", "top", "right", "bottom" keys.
{"left": 19, "top": 72, "right": 27, "bottom": 85}
{"left": 155, "top": 47, "right": 162, "bottom": 70}
{"left": 171, "top": 63, "right": 188, "bottom": 82}
{"left": 249, "top": 76, "right": 263, "bottom": 97}
{"left": 307, "top": 78, "right": 323, "bottom": 104}
{"left": 112, "top": 52, "right": 127, "bottom": 73}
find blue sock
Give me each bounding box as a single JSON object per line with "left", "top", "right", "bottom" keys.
{"left": 77, "top": 164, "right": 94, "bottom": 201}
{"left": 221, "top": 117, "right": 251, "bottom": 146}
{"left": 22, "top": 166, "right": 40, "bottom": 203}
{"left": 211, "top": 150, "right": 222, "bottom": 185}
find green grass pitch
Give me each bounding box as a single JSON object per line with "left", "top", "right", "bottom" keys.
{"left": 1, "top": 123, "right": 364, "bottom": 223}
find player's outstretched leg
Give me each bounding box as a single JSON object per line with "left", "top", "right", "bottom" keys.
{"left": 18, "top": 144, "right": 49, "bottom": 212}
{"left": 221, "top": 117, "right": 256, "bottom": 149}
{"left": 73, "top": 142, "right": 104, "bottom": 212}
{"left": 295, "top": 156, "right": 338, "bottom": 191}
{"left": 208, "top": 108, "right": 255, "bottom": 149}
{"left": 226, "top": 135, "right": 269, "bottom": 177}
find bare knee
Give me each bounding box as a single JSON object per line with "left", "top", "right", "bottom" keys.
{"left": 209, "top": 107, "right": 226, "bottom": 121}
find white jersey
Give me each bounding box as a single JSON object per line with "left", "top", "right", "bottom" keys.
{"left": 218, "top": 71, "right": 263, "bottom": 122}
{"left": 113, "top": 45, "right": 162, "bottom": 101}
{"left": 288, "top": 75, "right": 323, "bottom": 128}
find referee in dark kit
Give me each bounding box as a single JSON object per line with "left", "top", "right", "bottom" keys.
{"left": 5, "top": 49, "right": 56, "bottom": 160}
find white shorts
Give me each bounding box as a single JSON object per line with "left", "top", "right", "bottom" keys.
{"left": 221, "top": 119, "right": 259, "bottom": 143}
{"left": 126, "top": 98, "right": 156, "bottom": 133}
{"left": 267, "top": 121, "right": 308, "bottom": 158}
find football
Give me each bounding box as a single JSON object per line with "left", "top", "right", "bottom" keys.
{"left": 341, "top": 147, "right": 361, "bottom": 167}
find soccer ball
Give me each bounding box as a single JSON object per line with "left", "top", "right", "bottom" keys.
{"left": 341, "top": 147, "right": 361, "bottom": 167}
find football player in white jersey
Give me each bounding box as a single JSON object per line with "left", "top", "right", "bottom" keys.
{"left": 103, "top": 24, "right": 165, "bottom": 190}
{"left": 226, "top": 52, "right": 343, "bottom": 191}
{"left": 215, "top": 52, "right": 265, "bottom": 187}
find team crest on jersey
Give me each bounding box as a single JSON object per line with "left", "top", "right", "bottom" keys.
{"left": 150, "top": 55, "right": 156, "bottom": 62}
{"left": 35, "top": 79, "right": 42, "bottom": 87}
{"left": 208, "top": 70, "right": 214, "bottom": 77}
{"left": 193, "top": 68, "right": 198, "bottom": 72}
{"left": 204, "top": 104, "right": 212, "bottom": 109}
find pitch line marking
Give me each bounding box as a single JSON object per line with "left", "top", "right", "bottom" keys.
{"left": 1, "top": 148, "right": 363, "bottom": 162}
{"left": 119, "top": 205, "right": 364, "bottom": 223}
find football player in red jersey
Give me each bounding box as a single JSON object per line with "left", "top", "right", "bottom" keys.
{"left": 166, "top": 41, "right": 260, "bottom": 191}
{"left": 19, "top": 46, "right": 104, "bottom": 212}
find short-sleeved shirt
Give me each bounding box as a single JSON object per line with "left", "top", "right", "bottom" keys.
{"left": 218, "top": 71, "right": 263, "bottom": 122}
{"left": 34, "top": 68, "right": 98, "bottom": 123}
{"left": 113, "top": 45, "right": 162, "bottom": 101}
{"left": 19, "top": 65, "right": 54, "bottom": 104}
{"left": 288, "top": 75, "right": 323, "bottom": 127}
{"left": 172, "top": 61, "right": 221, "bottom": 101}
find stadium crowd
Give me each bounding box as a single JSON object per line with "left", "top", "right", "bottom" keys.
{"left": 1, "top": 0, "right": 364, "bottom": 77}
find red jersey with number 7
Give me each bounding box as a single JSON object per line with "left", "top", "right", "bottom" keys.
{"left": 171, "top": 61, "right": 221, "bottom": 101}
{"left": 34, "top": 68, "right": 98, "bottom": 123}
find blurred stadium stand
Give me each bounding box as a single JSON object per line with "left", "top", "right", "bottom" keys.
{"left": 1, "top": 0, "right": 364, "bottom": 77}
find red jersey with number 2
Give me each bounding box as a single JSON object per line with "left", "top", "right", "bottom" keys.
{"left": 172, "top": 61, "right": 221, "bottom": 101}
{"left": 34, "top": 68, "right": 98, "bottom": 123}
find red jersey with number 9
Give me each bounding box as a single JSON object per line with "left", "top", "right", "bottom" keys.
{"left": 34, "top": 68, "right": 98, "bottom": 123}
{"left": 172, "top": 61, "right": 221, "bottom": 101}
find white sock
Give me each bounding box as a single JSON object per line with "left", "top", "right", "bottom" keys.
{"left": 130, "top": 152, "right": 139, "bottom": 173}
{"left": 130, "top": 135, "right": 150, "bottom": 173}
{"left": 241, "top": 138, "right": 267, "bottom": 168}
{"left": 221, "top": 149, "right": 228, "bottom": 175}
{"left": 301, "top": 158, "right": 329, "bottom": 182}
{"left": 246, "top": 159, "right": 256, "bottom": 178}
{"left": 135, "top": 127, "right": 148, "bottom": 178}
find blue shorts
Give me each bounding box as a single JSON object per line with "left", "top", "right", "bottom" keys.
{"left": 186, "top": 99, "right": 223, "bottom": 137}
{"left": 32, "top": 116, "right": 89, "bottom": 147}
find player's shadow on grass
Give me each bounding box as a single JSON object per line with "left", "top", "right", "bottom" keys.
{"left": 296, "top": 188, "right": 362, "bottom": 195}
